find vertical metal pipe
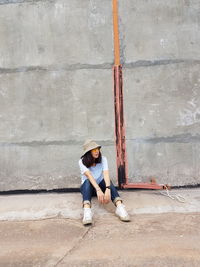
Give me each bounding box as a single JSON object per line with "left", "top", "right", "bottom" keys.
{"left": 112, "top": 1, "right": 169, "bottom": 190}
{"left": 112, "top": 0, "right": 120, "bottom": 66}
{"left": 112, "top": 0, "right": 128, "bottom": 187}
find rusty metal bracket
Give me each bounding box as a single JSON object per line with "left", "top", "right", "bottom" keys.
{"left": 122, "top": 179, "right": 171, "bottom": 190}
{"left": 112, "top": 0, "right": 170, "bottom": 190}
{"left": 113, "top": 65, "right": 127, "bottom": 188}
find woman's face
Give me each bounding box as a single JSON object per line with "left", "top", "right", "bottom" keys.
{"left": 91, "top": 147, "right": 100, "bottom": 159}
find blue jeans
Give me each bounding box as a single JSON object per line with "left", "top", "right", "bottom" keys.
{"left": 80, "top": 179, "right": 122, "bottom": 206}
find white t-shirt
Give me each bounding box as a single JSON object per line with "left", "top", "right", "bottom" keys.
{"left": 79, "top": 156, "right": 108, "bottom": 184}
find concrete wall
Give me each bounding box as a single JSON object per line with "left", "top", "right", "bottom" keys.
{"left": 0, "top": 0, "right": 116, "bottom": 191}
{"left": 0, "top": 0, "right": 200, "bottom": 190}
{"left": 120, "top": 0, "right": 200, "bottom": 186}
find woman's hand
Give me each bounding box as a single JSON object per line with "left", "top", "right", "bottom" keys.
{"left": 96, "top": 189, "right": 105, "bottom": 204}
{"left": 104, "top": 188, "right": 111, "bottom": 204}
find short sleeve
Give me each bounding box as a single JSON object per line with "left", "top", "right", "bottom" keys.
{"left": 102, "top": 156, "right": 108, "bottom": 171}
{"left": 79, "top": 159, "right": 89, "bottom": 174}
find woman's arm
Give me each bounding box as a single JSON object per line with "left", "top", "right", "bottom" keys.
{"left": 84, "top": 170, "right": 105, "bottom": 204}
{"left": 103, "top": 170, "right": 111, "bottom": 204}
{"left": 103, "top": 170, "right": 110, "bottom": 187}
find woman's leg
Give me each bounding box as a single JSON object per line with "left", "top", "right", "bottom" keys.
{"left": 80, "top": 179, "right": 95, "bottom": 225}
{"left": 98, "top": 179, "right": 130, "bottom": 222}
{"left": 80, "top": 179, "right": 95, "bottom": 207}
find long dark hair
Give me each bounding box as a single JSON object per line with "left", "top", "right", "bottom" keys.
{"left": 81, "top": 150, "right": 102, "bottom": 168}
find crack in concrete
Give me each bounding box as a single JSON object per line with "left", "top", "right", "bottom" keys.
{"left": 0, "top": 0, "right": 54, "bottom": 5}
{"left": 1, "top": 134, "right": 200, "bottom": 147}
{"left": 0, "top": 63, "right": 113, "bottom": 74}
{"left": 54, "top": 225, "right": 92, "bottom": 266}
{"left": 127, "top": 133, "right": 200, "bottom": 144}
{"left": 124, "top": 59, "right": 200, "bottom": 69}
{"left": 1, "top": 59, "right": 199, "bottom": 74}
{"left": 0, "top": 140, "right": 114, "bottom": 147}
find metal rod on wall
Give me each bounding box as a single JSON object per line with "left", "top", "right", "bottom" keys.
{"left": 112, "top": 0, "right": 128, "bottom": 187}
{"left": 112, "top": 0, "right": 170, "bottom": 190}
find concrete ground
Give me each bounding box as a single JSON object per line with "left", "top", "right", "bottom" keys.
{"left": 0, "top": 188, "right": 200, "bottom": 266}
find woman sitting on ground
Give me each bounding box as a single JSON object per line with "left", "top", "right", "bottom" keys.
{"left": 79, "top": 139, "right": 130, "bottom": 225}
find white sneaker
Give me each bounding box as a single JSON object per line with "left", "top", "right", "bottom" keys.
{"left": 82, "top": 208, "right": 93, "bottom": 225}
{"left": 115, "top": 204, "right": 130, "bottom": 222}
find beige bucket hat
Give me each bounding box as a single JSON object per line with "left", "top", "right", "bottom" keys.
{"left": 82, "top": 139, "right": 101, "bottom": 157}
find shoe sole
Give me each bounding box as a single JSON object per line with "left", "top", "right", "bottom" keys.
{"left": 119, "top": 216, "right": 131, "bottom": 222}
{"left": 82, "top": 220, "right": 92, "bottom": 225}
{"left": 116, "top": 214, "right": 131, "bottom": 222}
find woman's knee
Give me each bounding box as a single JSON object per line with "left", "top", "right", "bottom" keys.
{"left": 80, "top": 179, "right": 92, "bottom": 192}
{"left": 80, "top": 180, "right": 94, "bottom": 204}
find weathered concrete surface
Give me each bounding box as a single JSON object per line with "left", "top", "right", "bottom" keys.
{"left": 119, "top": 0, "right": 200, "bottom": 186}
{"left": 1, "top": 189, "right": 200, "bottom": 221}
{"left": 0, "top": 144, "right": 117, "bottom": 191}
{"left": 126, "top": 141, "right": 200, "bottom": 186}
{"left": 0, "top": 0, "right": 113, "bottom": 68}
{"left": 0, "top": 0, "right": 115, "bottom": 191}
{"left": 0, "top": 219, "right": 87, "bottom": 267}
{"left": 0, "top": 69, "right": 114, "bottom": 142}
{"left": 123, "top": 63, "right": 200, "bottom": 185}
{"left": 0, "top": 0, "right": 200, "bottom": 190}
{"left": 0, "top": 68, "right": 116, "bottom": 190}
{"left": 118, "top": 0, "right": 200, "bottom": 62}
{"left": 0, "top": 190, "right": 200, "bottom": 266}
{"left": 59, "top": 214, "right": 200, "bottom": 267}
{"left": 124, "top": 63, "right": 200, "bottom": 139}
{"left": 1, "top": 215, "right": 200, "bottom": 267}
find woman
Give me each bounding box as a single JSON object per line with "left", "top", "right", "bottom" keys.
{"left": 79, "top": 139, "right": 130, "bottom": 225}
